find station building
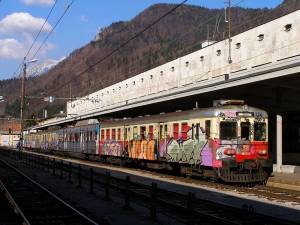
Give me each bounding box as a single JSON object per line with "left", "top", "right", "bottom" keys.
{"left": 0, "top": 120, "right": 21, "bottom": 147}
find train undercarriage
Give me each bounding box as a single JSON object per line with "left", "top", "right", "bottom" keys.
{"left": 26, "top": 148, "right": 271, "bottom": 184}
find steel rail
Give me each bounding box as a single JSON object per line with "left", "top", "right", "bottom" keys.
{"left": 0, "top": 159, "right": 99, "bottom": 225}
{"left": 0, "top": 179, "right": 30, "bottom": 225}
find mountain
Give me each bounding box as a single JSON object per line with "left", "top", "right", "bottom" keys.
{"left": 27, "top": 58, "right": 64, "bottom": 77}
{"left": 1, "top": 0, "right": 300, "bottom": 120}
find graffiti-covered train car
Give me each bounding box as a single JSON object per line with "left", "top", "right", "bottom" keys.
{"left": 24, "top": 100, "right": 271, "bottom": 183}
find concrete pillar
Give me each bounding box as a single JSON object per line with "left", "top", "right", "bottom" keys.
{"left": 276, "top": 115, "right": 282, "bottom": 173}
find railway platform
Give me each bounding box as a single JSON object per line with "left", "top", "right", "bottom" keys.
{"left": 267, "top": 172, "right": 300, "bottom": 192}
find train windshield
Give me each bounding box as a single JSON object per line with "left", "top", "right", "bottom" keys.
{"left": 254, "top": 122, "right": 266, "bottom": 141}
{"left": 220, "top": 121, "right": 237, "bottom": 140}
{"left": 241, "top": 122, "right": 250, "bottom": 140}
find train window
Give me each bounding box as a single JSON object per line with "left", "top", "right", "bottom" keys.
{"left": 84, "top": 132, "right": 87, "bottom": 142}
{"left": 75, "top": 133, "right": 79, "bottom": 142}
{"left": 128, "top": 128, "right": 131, "bottom": 139}
{"left": 106, "top": 129, "right": 110, "bottom": 139}
{"left": 90, "top": 131, "right": 93, "bottom": 141}
{"left": 133, "top": 126, "right": 138, "bottom": 139}
{"left": 164, "top": 125, "right": 168, "bottom": 137}
{"left": 254, "top": 122, "right": 266, "bottom": 141}
{"left": 112, "top": 129, "right": 116, "bottom": 140}
{"left": 124, "top": 128, "right": 128, "bottom": 140}
{"left": 149, "top": 125, "right": 154, "bottom": 140}
{"left": 205, "top": 120, "right": 211, "bottom": 138}
{"left": 220, "top": 121, "right": 237, "bottom": 140}
{"left": 241, "top": 122, "right": 250, "bottom": 140}
{"left": 140, "top": 126, "right": 146, "bottom": 139}
{"left": 181, "top": 123, "right": 189, "bottom": 141}
{"left": 159, "top": 125, "right": 163, "bottom": 139}
{"left": 101, "top": 129, "right": 104, "bottom": 140}
{"left": 117, "top": 128, "right": 121, "bottom": 140}
{"left": 173, "top": 123, "right": 179, "bottom": 140}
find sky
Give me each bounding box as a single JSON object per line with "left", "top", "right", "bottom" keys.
{"left": 0, "top": 0, "right": 283, "bottom": 79}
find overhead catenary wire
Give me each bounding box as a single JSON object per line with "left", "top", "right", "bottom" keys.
{"left": 41, "top": 0, "right": 251, "bottom": 99}
{"left": 12, "top": 0, "right": 58, "bottom": 79}
{"left": 42, "top": 0, "right": 188, "bottom": 97}
{"left": 55, "top": 0, "right": 245, "bottom": 96}
{"left": 25, "top": 0, "right": 58, "bottom": 59}
{"left": 29, "top": 0, "right": 75, "bottom": 61}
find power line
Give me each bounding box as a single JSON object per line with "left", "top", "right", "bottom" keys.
{"left": 11, "top": 0, "right": 72, "bottom": 79}
{"left": 30, "top": 0, "right": 75, "bottom": 60}
{"left": 25, "top": 0, "right": 58, "bottom": 59}
{"left": 42, "top": 0, "right": 188, "bottom": 97}
{"left": 42, "top": 0, "right": 251, "bottom": 98}
{"left": 11, "top": 0, "right": 58, "bottom": 79}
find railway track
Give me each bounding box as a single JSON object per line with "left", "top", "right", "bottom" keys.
{"left": 0, "top": 149, "right": 298, "bottom": 225}
{"left": 0, "top": 189, "right": 23, "bottom": 225}
{"left": 166, "top": 175, "right": 300, "bottom": 205}
{"left": 0, "top": 159, "right": 99, "bottom": 225}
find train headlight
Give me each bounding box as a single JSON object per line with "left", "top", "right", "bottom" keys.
{"left": 258, "top": 149, "right": 267, "bottom": 156}
{"left": 224, "top": 148, "right": 236, "bottom": 156}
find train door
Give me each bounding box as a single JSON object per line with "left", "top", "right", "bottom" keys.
{"left": 74, "top": 128, "right": 80, "bottom": 153}
{"left": 63, "top": 130, "right": 67, "bottom": 151}
{"left": 240, "top": 121, "right": 251, "bottom": 154}
{"left": 158, "top": 123, "right": 168, "bottom": 158}
{"left": 80, "top": 129, "right": 84, "bottom": 153}
{"left": 95, "top": 124, "right": 100, "bottom": 155}
{"left": 88, "top": 127, "right": 96, "bottom": 154}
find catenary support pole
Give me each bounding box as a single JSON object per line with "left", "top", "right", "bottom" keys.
{"left": 276, "top": 115, "right": 282, "bottom": 173}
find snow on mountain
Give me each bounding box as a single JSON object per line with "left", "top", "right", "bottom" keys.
{"left": 27, "top": 57, "right": 65, "bottom": 77}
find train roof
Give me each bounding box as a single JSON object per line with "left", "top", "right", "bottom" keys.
{"left": 100, "top": 104, "right": 268, "bottom": 128}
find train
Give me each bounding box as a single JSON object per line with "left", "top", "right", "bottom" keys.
{"left": 24, "top": 100, "right": 272, "bottom": 183}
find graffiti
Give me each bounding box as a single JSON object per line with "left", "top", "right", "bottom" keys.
{"left": 100, "top": 140, "right": 124, "bottom": 156}
{"left": 100, "top": 139, "right": 157, "bottom": 160}
{"left": 129, "top": 139, "right": 156, "bottom": 160}
{"left": 162, "top": 128, "right": 211, "bottom": 166}
{"left": 99, "top": 123, "right": 267, "bottom": 169}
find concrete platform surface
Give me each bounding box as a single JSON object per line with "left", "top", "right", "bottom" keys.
{"left": 267, "top": 172, "right": 300, "bottom": 192}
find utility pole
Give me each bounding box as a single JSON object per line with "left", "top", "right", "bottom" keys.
{"left": 226, "top": 0, "right": 232, "bottom": 64}
{"left": 20, "top": 57, "right": 26, "bottom": 153}
{"left": 19, "top": 57, "right": 38, "bottom": 154}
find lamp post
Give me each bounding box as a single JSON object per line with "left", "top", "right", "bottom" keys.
{"left": 20, "top": 57, "right": 38, "bottom": 153}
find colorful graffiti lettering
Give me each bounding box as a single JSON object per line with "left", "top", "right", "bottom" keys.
{"left": 129, "top": 139, "right": 156, "bottom": 160}
{"left": 100, "top": 140, "right": 124, "bottom": 156}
